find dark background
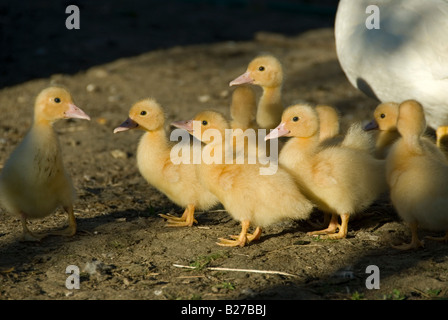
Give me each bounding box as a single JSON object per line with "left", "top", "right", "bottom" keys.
{"left": 0, "top": 0, "right": 339, "bottom": 88}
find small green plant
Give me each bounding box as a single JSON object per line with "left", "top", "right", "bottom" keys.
{"left": 426, "top": 289, "right": 442, "bottom": 298}
{"left": 383, "top": 289, "right": 405, "bottom": 300}
{"left": 146, "top": 205, "right": 157, "bottom": 216}
{"left": 216, "top": 282, "right": 235, "bottom": 290}
{"left": 351, "top": 291, "right": 364, "bottom": 300}
{"left": 189, "top": 251, "right": 229, "bottom": 270}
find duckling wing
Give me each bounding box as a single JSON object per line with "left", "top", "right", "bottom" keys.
{"left": 312, "top": 158, "right": 338, "bottom": 187}
{"left": 162, "top": 158, "right": 180, "bottom": 183}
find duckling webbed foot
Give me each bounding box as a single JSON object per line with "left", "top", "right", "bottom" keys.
{"left": 308, "top": 213, "right": 349, "bottom": 240}
{"left": 20, "top": 214, "right": 44, "bottom": 242}
{"left": 48, "top": 206, "right": 77, "bottom": 237}
{"left": 217, "top": 221, "right": 261, "bottom": 247}
{"left": 393, "top": 222, "right": 424, "bottom": 250}
{"left": 307, "top": 213, "right": 339, "bottom": 236}
{"left": 425, "top": 231, "right": 448, "bottom": 243}
{"left": 159, "top": 204, "right": 198, "bottom": 227}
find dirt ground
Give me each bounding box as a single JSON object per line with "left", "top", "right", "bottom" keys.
{"left": 1, "top": 1, "right": 448, "bottom": 302}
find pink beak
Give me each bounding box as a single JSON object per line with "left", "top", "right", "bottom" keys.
{"left": 265, "top": 122, "right": 290, "bottom": 141}
{"left": 113, "top": 117, "right": 139, "bottom": 133}
{"left": 64, "top": 103, "right": 91, "bottom": 121}
{"left": 171, "top": 120, "right": 194, "bottom": 132}
{"left": 229, "top": 71, "right": 254, "bottom": 86}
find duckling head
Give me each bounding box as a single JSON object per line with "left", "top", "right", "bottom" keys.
{"left": 114, "top": 98, "right": 165, "bottom": 133}
{"left": 265, "top": 104, "right": 319, "bottom": 141}
{"left": 230, "top": 55, "right": 283, "bottom": 88}
{"left": 34, "top": 86, "right": 90, "bottom": 124}
{"left": 364, "top": 102, "right": 399, "bottom": 131}
{"left": 396, "top": 100, "right": 426, "bottom": 138}
{"left": 172, "top": 110, "right": 229, "bottom": 144}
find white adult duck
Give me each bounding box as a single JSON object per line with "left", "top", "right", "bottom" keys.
{"left": 335, "top": 0, "right": 448, "bottom": 144}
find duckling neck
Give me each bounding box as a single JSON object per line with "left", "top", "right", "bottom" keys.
{"left": 257, "top": 86, "right": 283, "bottom": 129}
{"left": 203, "top": 140, "right": 227, "bottom": 164}
{"left": 281, "top": 135, "right": 319, "bottom": 164}
{"left": 402, "top": 133, "right": 424, "bottom": 155}
{"left": 140, "top": 129, "right": 170, "bottom": 153}
{"left": 31, "top": 121, "right": 58, "bottom": 145}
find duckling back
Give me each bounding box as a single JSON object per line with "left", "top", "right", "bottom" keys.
{"left": 341, "top": 122, "right": 375, "bottom": 154}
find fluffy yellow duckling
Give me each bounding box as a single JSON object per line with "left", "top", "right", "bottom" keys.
{"left": 230, "top": 55, "right": 283, "bottom": 130}
{"left": 173, "top": 110, "right": 314, "bottom": 247}
{"left": 310, "top": 104, "right": 341, "bottom": 227}
{"left": 0, "top": 87, "right": 90, "bottom": 241}
{"left": 364, "top": 102, "right": 401, "bottom": 159}
{"left": 266, "top": 104, "right": 387, "bottom": 239}
{"left": 114, "top": 99, "right": 219, "bottom": 227}
{"left": 386, "top": 100, "right": 448, "bottom": 250}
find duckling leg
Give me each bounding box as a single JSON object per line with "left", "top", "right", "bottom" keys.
{"left": 425, "top": 231, "right": 448, "bottom": 243}
{"left": 217, "top": 220, "right": 262, "bottom": 247}
{"left": 307, "top": 213, "right": 339, "bottom": 236}
{"left": 20, "top": 213, "right": 43, "bottom": 242}
{"left": 321, "top": 213, "right": 349, "bottom": 240}
{"left": 436, "top": 126, "right": 448, "bottom": 148}
{"left": 159, "top": 204, "right": 198, "bottom": 227}
{"left": 393, "top": 222, "right": 424, "bottom": 250}
{"left": 49, "top": 206, "right": 77, "bottom": 237}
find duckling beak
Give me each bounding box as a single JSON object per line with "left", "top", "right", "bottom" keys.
{"left": 113, "top": 117, "right": 139, "bottom": 133}
{"left": 171, "top": 120, "right": 194, "bottom": 133}
{"left": 64, "top": 103, "right": 91, "bottom": 121}
{"left": 265, "top": 122, "right": 290, "bottom": 141}
{"left": 364, "top": 119, "right": 379, "bottom": 131}
{"left": 229, "top": 71, "right": 254, "bottom": 86}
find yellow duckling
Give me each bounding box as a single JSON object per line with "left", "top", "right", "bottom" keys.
{"left": 386, "top": 100, "right": 448, "bottom": 250}
{"left": 310, "top": 104, "right": 341, "bottom": 227}
{"left": 266, "top": 104, "right": 387, "bottom": 239}
{"left": 0, "top": 87, "right": 90, "bottom": 241}
{"left": 114, "top": 98, "right": 219, "bottom": 227}
{"left": 364, "top": 102, "right": 401, "bottom": 159}
{"left": 230, "top": 55, "right": 283, "bottom": 130}
{"left": 173, "top": 110, "right": 314, "bottom": 247}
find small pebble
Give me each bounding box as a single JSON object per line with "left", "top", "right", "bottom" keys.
{"left": 110, "top": 149, "right": 127, "bottom": 159}
{"left": 86, "top": 84, "right": 98, "bottom": 93}
{"left": 198, "top": 95, "right": 211, "bottom": 103}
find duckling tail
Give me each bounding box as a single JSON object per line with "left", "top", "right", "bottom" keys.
{"left": 342, "top": 122, "right": 375, "bottom": 153}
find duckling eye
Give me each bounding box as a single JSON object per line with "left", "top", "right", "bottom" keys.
{"left": 380, "top": 113, "right": 386, "bottom": 119}
{"left": 202, "top": 120, "right": 208, "bottom": 126}
{"left": 258, "top": 66, "right": 265, "bottom": 72}
{"left": 140, "top": 111, "right": 147, "bottom": 116}
{"left": 292, "top": 116, "right": 299, "bottom": 122}
{"left": 54, "top": 98, "right": 61, "bottom": 103}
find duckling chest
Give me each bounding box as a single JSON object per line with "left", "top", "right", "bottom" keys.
{"left": 27, "top": 130, "right": 65, "bottom": 182}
